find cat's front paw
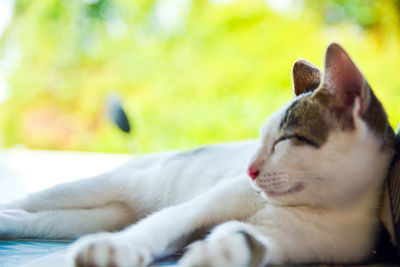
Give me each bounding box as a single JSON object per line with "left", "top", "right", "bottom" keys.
{"left": 179, "top": 233, "right": 251, "bottom": 267}
{"left": 68, "top": 233, "right": 152, "bottom": 267}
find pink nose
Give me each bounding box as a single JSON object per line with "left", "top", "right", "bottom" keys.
{"left": 247, "top": 168, "right": 259, "bottom": 180}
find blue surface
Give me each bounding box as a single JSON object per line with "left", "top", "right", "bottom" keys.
{"left": 0, "top": 240, "right": 71, "bottom": 267}
{"left": 0, "top": 239, "right": 180, "bottom": 266}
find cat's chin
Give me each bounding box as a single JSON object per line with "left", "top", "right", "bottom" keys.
{"left": 264, "top": 183, "right": 305, "bottom": 197}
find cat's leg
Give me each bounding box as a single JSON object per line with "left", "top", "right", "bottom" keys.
{"left": 179, "top": 221, "right": 270, "bottom": 267}
{"left": 0, "top": 173, "right": 132, "bottom": 212}
{"left": 0, "top": 202, "right": 134, "bottom": 239}
{"left": 67, "top": 175, "right": 262, "bottom": 267}
{"left": 179, "top": 215, "right": 376, "bottom": 266}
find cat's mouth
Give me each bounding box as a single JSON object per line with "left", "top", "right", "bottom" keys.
{"left": 264, "top": 183, "right": 304, "bottom": 197}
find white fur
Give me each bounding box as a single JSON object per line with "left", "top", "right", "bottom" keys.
{"left": 0, "top": 96, "right": 392, "bottom": 267}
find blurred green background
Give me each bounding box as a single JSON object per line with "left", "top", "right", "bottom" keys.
{"left": 0, "top": 0, "right": 399, "bottom": 153}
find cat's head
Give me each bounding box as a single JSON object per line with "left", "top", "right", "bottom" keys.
{"left": 248, "top": 43, "right": 396, "bottom": 208}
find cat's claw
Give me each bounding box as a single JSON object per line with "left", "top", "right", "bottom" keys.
{"left": 68, "top": 233, "right": 152, "bottom": 267}
{"left": 179, "top": 233, "right": 251, "bottom": 267}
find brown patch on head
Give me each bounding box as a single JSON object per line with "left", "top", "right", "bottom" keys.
{"left": 314, "top": 86, "right": 395, "bottom": 151}
{"left": 292, "top": 59, "right": 321, "bottom": 96}
{"left": 279, "top": 95, "right": 331, "bottom": 148}
{"left": 282, "top": 44, "right": 395, "bottom": 152}
{"left": 313, "top": 43, "right": 395, "bottom": 151}
{"left": 362, "top": 90, "right": 395, "bottom": 151}
{"left": 313, "top": 88, "right": 355, "bottom": 130}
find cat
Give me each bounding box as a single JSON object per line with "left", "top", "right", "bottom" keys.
{"left": 0, "top": 43, "right": 396, "bottom": 267}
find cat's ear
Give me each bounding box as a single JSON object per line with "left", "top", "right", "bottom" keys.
{"left": 292, "top": 59, "right": 321, "bottom": 96}
{"left": 321, "top": 43, "right": 370, "bottom": 116}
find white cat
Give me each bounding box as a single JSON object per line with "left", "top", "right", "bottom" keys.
{"left": 0, "top": 43, "right": 396, "bottom": 267}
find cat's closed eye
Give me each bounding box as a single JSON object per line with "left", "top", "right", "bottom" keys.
{"left": 274, "top": 135, "right": 319, "bottom": 150}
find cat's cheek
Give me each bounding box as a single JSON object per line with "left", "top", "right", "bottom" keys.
{"left": 269, "top": 146, "right": 295, "bottom": 169}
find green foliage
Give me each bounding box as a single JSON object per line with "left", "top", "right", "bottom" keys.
{"left": 1, "top": 0, "right": 400, "bottom": 153}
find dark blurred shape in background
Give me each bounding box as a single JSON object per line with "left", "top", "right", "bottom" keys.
{"left": 107, "top": 94, "right": 131, "bottom": 134}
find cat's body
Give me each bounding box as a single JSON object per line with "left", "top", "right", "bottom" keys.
{"left": 0, "top": 44, "right": 396, "bottom": 267}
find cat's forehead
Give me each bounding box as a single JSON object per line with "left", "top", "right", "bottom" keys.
{"left": 278, "top": 94, "right": 331, "bottom": 147}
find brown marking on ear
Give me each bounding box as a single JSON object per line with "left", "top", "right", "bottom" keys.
{"left": 314, "top": 43, "right": 396, "bottom": 151}
{"left": 321, "top": 43, "right": 370, "bottom": 115}
{"left": 292, "top": 59, "right": 321, "bottom": 96}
